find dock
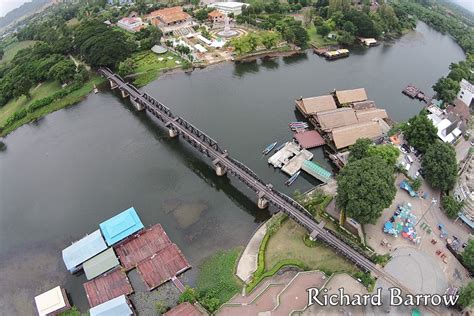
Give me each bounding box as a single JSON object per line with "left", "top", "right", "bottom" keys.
{"left": 402, "top": 85, "right": 430, "bottom": 103}
{"left": 137, "top": 243, "right": 191, "bottom": 291}
{"left": 114, "top": 224, "right": 172, "bottom": 270}
{"left": 268, "top": 142, "right": 301, "bottom": 168}
{"left": 282, "top": 148, "right": 313, "bottom": 176}
{"left": 84, "top": 268, "right": 133, "bottom": 307}
{"left": 301, "top": 160, "right": 332, "bottom": 183}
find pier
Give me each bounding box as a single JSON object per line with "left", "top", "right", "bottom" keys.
{"left": 402, "top": 85, "right": 430, "bottom": 103}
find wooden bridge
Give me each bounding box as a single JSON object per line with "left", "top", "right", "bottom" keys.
{"left": 99, "top": 67, "right": 441, "bottom": 314}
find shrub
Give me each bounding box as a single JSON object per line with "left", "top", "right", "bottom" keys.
{"left": 179, "top": 286, "right": 198, "bottom": 304}
{"left": 441, "top": 195, "right": 463, "bottom": 219}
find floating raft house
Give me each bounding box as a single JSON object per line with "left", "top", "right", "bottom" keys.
{"left": 84, "top": 268, "right": 133, "bottom": 307}
{"left": 34, "top": 286, "right": 71, "bottom": 316}
{"left": 99, "top": 207, "right": 144, "bottom": 246}
{"left": 62, "top": 229, "right": 108, "bottom": 273}
{"left": 89, "top": 295, "right": 134, "bottom": 316}
{"left": 83, "top": 248, "right": 120, "bottom": 280}
{"left": 301, "top": 160, "right": 332, "bottom": 183}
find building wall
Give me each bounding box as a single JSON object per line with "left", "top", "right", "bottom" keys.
{"left": 457, "top": 79, "right": 474, "bottom": 107}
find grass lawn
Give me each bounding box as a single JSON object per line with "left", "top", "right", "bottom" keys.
{"left": 0, "top": 40, "right": 37, "bottom": 64}
{"left": 0, "top": 75, "right": 105, "bottom": 136}
{"left": 307, "top": 25, "right": 338, "bottom": 47}
{"left": 265, "top": 219, "right": 359, "bottom": 275}
{"left": 196, "top": 248, "right": 243, "bottom": 305}
{"left": 0, "top": 81, "right": 62, "bottom": 126}
{"left": 130, "top": 51, "right": 184, "bottom": 87}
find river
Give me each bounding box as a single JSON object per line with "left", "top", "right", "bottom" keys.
{"left": 0, "top": 22, "right": 465, "bottom": 314}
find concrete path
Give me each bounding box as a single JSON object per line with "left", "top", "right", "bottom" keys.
{"left": 236, "top": 223, "right": 267, "bottom": 283}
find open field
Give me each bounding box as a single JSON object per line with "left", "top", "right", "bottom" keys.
{"left": 0, "top": 40, "right": 37, "bottom": 64}
{"left": 265, "top": 219, "right": 359, "bottom": 275}
{"left": 129, "top": 51, "right": 184, "bottom": 87}
{"left": 1, "top": 75, "right": 105, "bottom": 137}
{"left": 0, "top": 81, "right": 62, "bottom": 126}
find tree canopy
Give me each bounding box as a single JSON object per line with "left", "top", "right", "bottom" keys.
{"left": 349, "top": 138, "right": 399, "bottom": 166}
{"left": 462, "top": 240, "right": 474, "bottom": 272}
{"left": 458, "top": 281, "right": 474, "bottom": 309}
{"left": 421, "top": 142, "right": 457, "bottom": 192}
{"left": 441, "top": 195, "right": 463, "bottom": 219}
{"left": 336, "top": 156, "right": 396, "bottom": 224}
{"left": 403, "top": 114, "right": 438, "bottom": 153}
{"left": 74, "top": 20, "right": 136, "bottom": 68}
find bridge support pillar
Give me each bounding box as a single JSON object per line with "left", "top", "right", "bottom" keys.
{"left": 121, "top": 89, "right": 129, "bottom": 98}
{"left": 109, "top": 79, "right": 118, "bottom": 89}
{"left": 130, "top": 98, "right": 144, "bottom": 111}
{"left": 169, "top": 129, "right": 178, "bottom": 138}
{"left": 257, "top": 197, "right": 269, "bottom": 209}
{"left": 215, "top": 165, "right": 226, "bottom": 176}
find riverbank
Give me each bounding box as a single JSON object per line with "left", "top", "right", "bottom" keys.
{"left": 0, "top": 75, "right": 105, "bottom": 137}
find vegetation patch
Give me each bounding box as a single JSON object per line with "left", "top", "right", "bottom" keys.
{"left": 0, "top": 40, "right": 37, "bottom": 65}
{"left": 194, "top": 248, "right": 243, "bottom": 312}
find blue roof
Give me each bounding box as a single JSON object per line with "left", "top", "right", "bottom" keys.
{"left": 89, "top": 295, "right": 133, "bottom": 316}
{"left": 99, "top": 207, "right": 144, "bottom": 246}
{"left": 62, "top": 230, "right": 108, "bottom": 272}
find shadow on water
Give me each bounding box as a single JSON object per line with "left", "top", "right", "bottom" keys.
{"left": 232, "top": 60, "right": 260, "bottom": 78}
{"left": 116, "top": 94, "right": 270, "bottom": 224}
{"left": 282, "top": 52, "right": 308, "bottom": 65}
{"left": 260, "top": 58, "right": 280, "bottom": 70}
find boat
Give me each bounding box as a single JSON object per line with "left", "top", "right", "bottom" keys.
{"left": 285, "top": 171, "right": 301, "bottom": 186}
{"left": 262, "top": 142, "right": 277, "bottom": 155}
{"left": 274, "top": 142, "right": 286, "bottom": 152}
{"left": 289, "top": 122, "right": 308, "bottom": 127}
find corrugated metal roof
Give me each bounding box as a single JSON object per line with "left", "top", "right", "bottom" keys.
{"left": 302, "top": 160, "right": 332, "bottom": 183}
{"left": 164, "top": 302, "right": 204, "bottom": 316}
{"left": 83, "top": 248, "right": 120, "bottom": 280}
{"left": 100, "top": 207, "right": 144, "bottom": 246}
{"left": 62, "top": 230, "right": 108, "bottom": 272}
{"left": 89, "top": 295, "right": 133, "bottom": 316}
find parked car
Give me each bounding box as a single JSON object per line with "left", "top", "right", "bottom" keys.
{"left": 401, "top": 144, "right": 411, "bottom": 153}
{"left": 418, "top": 168, "right": 425, "bottom": 177}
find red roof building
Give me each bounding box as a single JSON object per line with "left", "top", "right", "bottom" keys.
{"left": 146, "top": 6, "right": 191, "bottom": 27}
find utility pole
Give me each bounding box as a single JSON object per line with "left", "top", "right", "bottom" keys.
{"left": 415, "top": 198, "right": 437, "bottom": 227}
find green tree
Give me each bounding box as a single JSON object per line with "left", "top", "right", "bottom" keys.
{"left": 432, "top": 77, "right": 460, "bottom": 104}
{"left": 118, "top": 58, "right": 136, "bottom": 77}
{"left": 337, "top": 31, "right": 355, "bottom": 45}
{"left": 366, "top": 145, "right": 400, "bottom": 166}
{"left": 403, "top": 114, "right": 437, "bottom": 153}
{"left": 458, "top": 281, "right": 474, "bottom": 309}
{"left": 48, "top": 59, "right": 77, "bottom": 84}
{"left": 0, "top": 48, "right": 3, "bottom": 59}
{"left": 462, "top": 240, "right": 474, "bottom": 272}
{"left": 13, "top": 77, "right": 33, "bottom": 99}
{"left": 337, "top": 156, "right": 396, "bottom": 224}
{"left": 422, "top": 142, "right": 457, "bottom": 191}
{"left": 441, "top": 195, "right": 463, "bottom": 219}
{"left": 313, "top": 16, "right": 324, "bottom": 27}
{"left": 260, "top": 31, "right": 279, "bottom": 49}
{"left": 342, "top": 20, "right": 357, "bottom": 35}
{"left": 317, "top": 24, "right": 331, "bottom": 36}
{"left": 195, "top": 9, "right": 209, "bottom": 22}
{"left": 349, "top": 138, "right": 372, "bottom": 161}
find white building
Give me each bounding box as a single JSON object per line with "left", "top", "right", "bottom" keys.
{"left": 427, "top": 113, "right": 462, "bottom": 144}
{"left": 117, "top": 17, "right": 147, "bottom": 32}
{"left": 457, "top": 78, "right": 473, "bottom": 107}
{"left": 208, "top": 2, "right": 249, "bottom": 16}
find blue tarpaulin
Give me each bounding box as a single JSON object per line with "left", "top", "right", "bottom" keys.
{"left": 99, "top": 207, "right": 144, "bottom": 246}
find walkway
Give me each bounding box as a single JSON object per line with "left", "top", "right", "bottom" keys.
{"left": 236, "top": 223, "right": 267, "bottom": 283}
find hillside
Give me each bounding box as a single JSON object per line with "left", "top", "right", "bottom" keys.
{"left": 0, "top": 0, "right": 52, "bottom": 31}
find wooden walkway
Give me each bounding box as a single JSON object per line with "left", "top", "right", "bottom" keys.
{"left": 114, "top": 224, "right": 172, "bottom": 270}
{"left": 137, "top": 244, "right": 191, "bottom": 291}
{"left": 171, "top": 276, "right": 185, "bottom": 292}
{"left": 83, "top": 268, "right": 133, "bottom": 307}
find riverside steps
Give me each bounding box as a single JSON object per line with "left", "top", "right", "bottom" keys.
{"left": 98, "top": 67, "right": 442, "bottom": 314}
